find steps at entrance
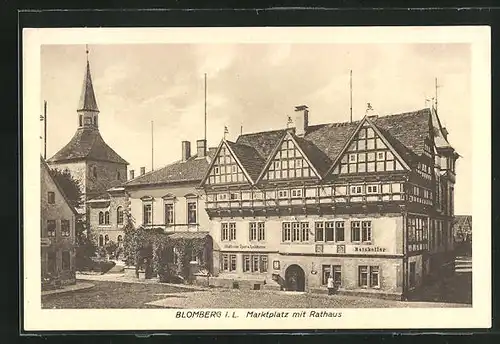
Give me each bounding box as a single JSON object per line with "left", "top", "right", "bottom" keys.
{"left": 454, "top": 256, "right": 472, "bottom": 273}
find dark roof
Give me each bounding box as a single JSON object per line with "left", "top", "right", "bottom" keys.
{"left": 373, "top": 109, "right": 431, "bottom": 156}
{"left": 78, "top": 60, "right": 99, "bottom": 112}
{"left": 227, "top": 108, "right": 440, "bottom": 180}
{"left": 225, "top": 141, "right": 265, "bottom": 181}
{"left": 125, "top": 149, "right": 216, "bottom": 187}
{"left": 236, "top": 129, "right": 287, "bottom": 159}
{"left": 47, "top": 128, "right": 128, "bottom": 165}
{"left": 40, "top": 156, "right": 78, "bottom": 215}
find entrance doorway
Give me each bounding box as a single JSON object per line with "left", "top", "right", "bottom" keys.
{"left": 285, "top": 264, "right": 305, "bottom": 292}
{"left": 409, "top": 262, "right": 416, "bottom": 288}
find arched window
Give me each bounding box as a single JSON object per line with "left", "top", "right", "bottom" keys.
{"left": 117, "top": 207, "right": 124, "bottom": 225}
{"left": 117, "top": 235, "right": 123, "bottom": 242}
{"left": 99, "top": 235, "right": 103, "bottom": 246}
{"left": 79, "top": 115, "right": 83, "bottom": 127}
{"left": 95, "top": 116, "right": 98, "bottom": 127}
{"left": 104, "top": 211, "right": 110, "bottom": 225}
{"left": 104, "top": 235, "right": 109, "bottom": 245}
{"left": 92, "top": 166, "right": 97, "bottom": 178}
{"left": 98, "top": 211, "right": 104, "bottom": 225}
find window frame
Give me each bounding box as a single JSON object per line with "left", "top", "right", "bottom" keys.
{"left": 187, "top": 200, "right": 197, "bottom": 225}
{"left": 61, "top": 219, "right": 70, "bottom": 237}
{"left": 117, "top": 206, "right": 124, "bottom": 226}
{"left": 164, "top": 203, "right": 174, "bottom": 226}
{"left": 47, "top": 220, "right": 56, "bottom": 238}
{"left": 47, "top": 191, "right": 55, "bottom": 204}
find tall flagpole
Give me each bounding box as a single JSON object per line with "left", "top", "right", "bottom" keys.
{"left": 349, "top": 70, "right": 353, "bottom": 123}
{"left": 204, "top": 73, "right": 207, "bottom": 146}
{"left": 43, "top": 101, "right": 47, "bottom": 159}
{"left": 151, "top": 120, "right": 154, "bottom": 171}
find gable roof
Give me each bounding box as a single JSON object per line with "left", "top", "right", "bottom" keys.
{"left": 124, "top": 149, "right": 216, "bottom": 187}
{"left": 40, "top": 156, "right": 78, "bottom": 215}
{"left": 229, "top": 108, "right": 445, "bottom": 180}
{"left": 47, "top": 128, "right": 129, "bottom": 165}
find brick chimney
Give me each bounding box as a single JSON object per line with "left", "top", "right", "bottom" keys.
{"left": 129, "top": 169, "right": 135, "bottom": 180}
{"left": 196, "top": 139, "right": 207, "bottom": 158}
{"left": 294, "top": 105, "right": 309, "bottom": 137}
{"left": 182, "top": 141, "right": 191, "bottom": 162}
{"left": 140, "top": 167, "right": 146, "bottom": 176}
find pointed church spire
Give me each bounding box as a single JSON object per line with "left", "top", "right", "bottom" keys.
{"left": 78, "top": 58, "right": 99, "bottom": 113}
{"left": 77, "top": 46, "right": 99, "bottom": 129}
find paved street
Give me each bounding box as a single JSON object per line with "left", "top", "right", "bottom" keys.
{"left": 42, "top": 277, "right": 470, "bottom": 309}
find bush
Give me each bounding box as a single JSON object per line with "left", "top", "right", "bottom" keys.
{"left": 90, "top": 258, "right": 116, "bottom": 274}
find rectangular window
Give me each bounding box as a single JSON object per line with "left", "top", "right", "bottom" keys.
{"left": 221, "top": 254, "right": 229, "bottom": 271}
{"left": 278, "top": 190, "right": 289, "bottom": 199}
{"left": 143, "top": 203, "right": 152, "bottom": 225}
{"left": 260, "top": 256, "right": 268, "bottom": 272}
{"left": 252, "top": 255, "right": 260, "bottom": 272}
{"left": 229, "top": 223, "right": 236, "bottom": 241}
{"left": 258, "top": 222, "right": 265, "bottom": 241}
{"left": 350, "top": 185, "right": 363, "bottom": 195}
{"left": 351, "top": 221, "right": 361, "bottom": 242}
{"left": 61, "top": 220, "right": 70, "bottom": 237}
{"left": 315, "top": 222, "right": 324, "bottom": 242}
{"left": 292, "top": 222, "right": 301, "bottom": 242}
{"left": 291, "top": 188, "right": 303, "bottom": 198}
{"left": 366, "top": 185, "right": 379, "bottom": 194}
{"left": 187, "top": 201, "right": 197, "bottom": 224}
{"left": 300, "top": 222, "right": 309, "bottom": 242}
{"left": 359, "top": 266, "right": 368, "bottom": 287}
{"left": 249, "top": 222, "right": 257, "bottom": 241}
{"left": 230, "top": 255, "right": 237, "bottom": 271}
{"left": 243, "top": 255, "right": 250, "bottom": 272}
{"left": 48, "top": 192, "right": 55, "bottom": 204}
{"left": 282, "top": 223, "right": 291, "bottom": 242}
{"left": 62, "top": 251, "right": 70, "bottom": 270}
{"left": 47, "top": 220, "right": 56, "bottom": 237}
{"left": 220, "top": 222, "right": 229, "bottom": 241}
{"left": 325, "top": 221, "right": 335, "bottom": 242}
{"left": 322, "top": 265, "right": 342, "bottom": 285}
{"left": 230, "top": 192, "right": 239, "bottom": 200}
{"left": 164, "top": 204, "right": 174, "bottom": 226}
{"left": 335, "top": 222, "right": 345, "bottom": 242}
{"left": 362, "top": 221, "right": 372, "bottom": 242}
{"left": 359, "top": 265, "right": 380, "bottom": 288}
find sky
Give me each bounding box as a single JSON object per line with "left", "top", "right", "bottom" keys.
{"left": 40, "top": 43, "right": 472, "bottom": 214}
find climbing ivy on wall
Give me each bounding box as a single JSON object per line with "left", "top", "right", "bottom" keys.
{"left": 122, "top": 216, "right": 209, "bottom": 283}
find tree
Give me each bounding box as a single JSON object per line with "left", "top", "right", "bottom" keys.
{"left": 49, "top": 168, "right": 97, "bottom": 269}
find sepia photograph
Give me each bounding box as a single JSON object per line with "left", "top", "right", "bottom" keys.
{"left": 23, "top": 26, "right": 490, "bottom": 331}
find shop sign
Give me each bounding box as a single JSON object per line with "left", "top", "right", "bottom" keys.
{"left": 222, "top": 244, "right": 266, "bottom": 250}
{"left": 273, "top": 260, "right": 280, "bottom": 270}
{"left": 353, "top": 246, "right": 387, "bottom": 253}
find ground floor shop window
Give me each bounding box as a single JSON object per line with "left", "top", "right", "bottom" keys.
{"left": 322, "top": 265, "right": 342, "bottom": 285}
{"left": 221, "top": 253, "right": 237, "bottom": 272}
{"left": 242, "top": 254, "right": 268, "bottom": 273}
{"left": 358, "top": 265, "right": 380, "bottom": 288}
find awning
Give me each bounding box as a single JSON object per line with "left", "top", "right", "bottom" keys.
{"left": 166, "top": 231, "right": 210, "bottom": 240}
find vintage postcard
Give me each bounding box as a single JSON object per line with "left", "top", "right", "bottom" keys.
{"left": 23, "top": 26, "right": 490, "bottom": 331}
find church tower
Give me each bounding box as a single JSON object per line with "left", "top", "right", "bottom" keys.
{"left": 47, "top": 47, "right": 129, "bottom": 214}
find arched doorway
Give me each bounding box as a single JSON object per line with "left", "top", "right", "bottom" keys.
{"left": 285, "top": 264, "right": 305, "bottom": 292}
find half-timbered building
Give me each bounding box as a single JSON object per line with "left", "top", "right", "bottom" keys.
{"left": 200, "top": 104, "right": 458, "bottom": 299}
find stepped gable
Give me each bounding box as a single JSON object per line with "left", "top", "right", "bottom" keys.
{"left": 47, "top": 128, "right": 129, "bottom": 165}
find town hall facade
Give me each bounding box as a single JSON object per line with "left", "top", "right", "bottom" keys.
{"left": 200, "top": 104, "right": 458, "bottom": 299}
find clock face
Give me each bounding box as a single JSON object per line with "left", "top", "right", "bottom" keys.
{"left": 85, "top": 117, "right": 92, "bottom": 125}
